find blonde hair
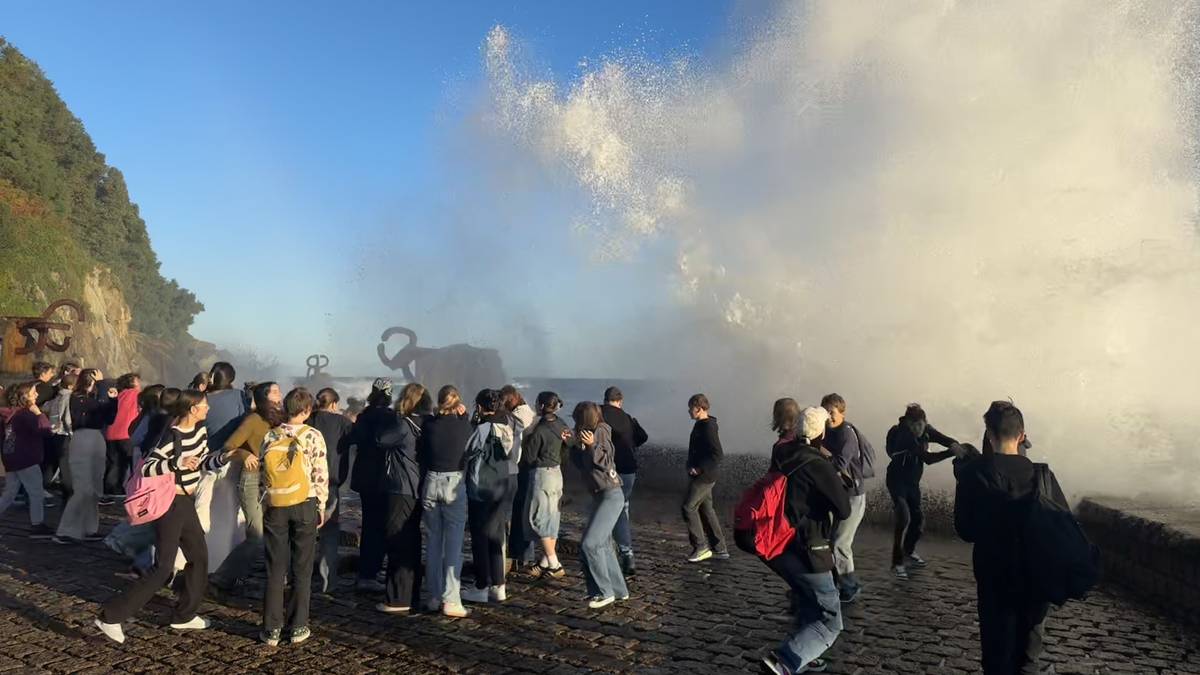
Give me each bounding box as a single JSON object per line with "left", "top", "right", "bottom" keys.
{"left": 437, "top": 385, "right": 462, "bottom": 416}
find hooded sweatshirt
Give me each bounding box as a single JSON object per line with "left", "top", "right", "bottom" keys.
{"left": 771, "top": 438, "right": 852, "bottom": 573}
{"left": 602, "top": 404, "right": 649, "bottom": 475}
{"left": 521, "top": 414, "right": 569, "bottom": 469}
{"left": 885, "top": 419, "right": 957, "bottom": 486}
{"left": 508, "top": 403, "right": 535, "bottom": 474}
{"left": 376, "top": 411, "right": 424, "bottom": 497}
{"left": 1, "top": 407, "right": 51, "bottom": 472}
{"left": 572, "top": 423, "right": 622, "bottom": 493}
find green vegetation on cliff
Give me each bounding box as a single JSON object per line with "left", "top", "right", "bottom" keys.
{"left": 0, "top": 37, "right": 202, "bottom": 339}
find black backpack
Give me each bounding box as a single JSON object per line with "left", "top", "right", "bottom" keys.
{"left": 1023, "top": 464, "right": 1100, "bottom": 606}
{"left": 845, "top": 422, "right": 877, "bottom": 479}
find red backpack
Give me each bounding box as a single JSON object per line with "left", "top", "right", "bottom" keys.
{"left": 733, "top": 458, "right": 814, "bottom": 560}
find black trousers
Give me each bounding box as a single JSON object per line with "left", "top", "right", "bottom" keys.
{"left": 358, "top": 491, "right": 388, "bottom": 580}
{"left": 102, "top": 494, "right": 207, "bottom": 624}
{"left": 977, "top": 582, "right": 1049, "bottom": 674}
{"left": 682, "top": 478, "right": 726, "bottom": 553}
{"left": 508, "top": 470, "right": 536, "bottom": 565}
{"left": 888, "top": 480, "right": 923, "bottom": 566}
{"left": 104, "top": 438, "right": 133, "bottom": 495}
{"left": 263, "top": 499, "right": 319, "bottom": 632}
{"left": 384, "top": 494, "right": 423, "bottom": 608}
{"left": 468, "top": 477, "right": 515, "bottom": 589}
{"left": 43, "top": 435, "right": 69, "bottom": 495}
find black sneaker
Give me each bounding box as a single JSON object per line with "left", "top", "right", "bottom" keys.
{"left": 619, "top": 554, "right": 637, "bottom": 577}
{"left": 28, "top": 524, "right": 54, "bottom": 539}
{"left": 97, "top": 497, "right": 115, "bottom": 507}
{"left": 713, "top": 550, "right": 731, "bottom": 560}
{"left": 82, "top": 533, "right": 105, "bottom": 542}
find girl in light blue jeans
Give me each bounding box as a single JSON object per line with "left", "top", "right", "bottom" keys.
{"left": 419, "top": 386, "right": 473, "bottom": 618}
{"left": 570, "top": 402, "right": 628, "bottom": 609}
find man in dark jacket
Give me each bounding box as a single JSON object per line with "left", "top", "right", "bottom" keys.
{"left": 601, "top": 386, "right": 649, "bottom": 576}
{"left": 682, "top": 393, "right": 727, "bottom": 562}
{"left": 885, "top": 403, "right": 958, "bottom": 577}
{"left": 955, "top": 402, "right": 1067, "bottom": 675}
{"left": 761, "top": 404, "right": 852, "bottom": 675}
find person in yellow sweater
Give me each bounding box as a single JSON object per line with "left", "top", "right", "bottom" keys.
{"left": 209, "top": 382, "right": 282, "bottom": 594}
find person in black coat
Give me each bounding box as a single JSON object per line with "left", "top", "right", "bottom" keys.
{"left": 373, "top": 383, "right": 428, "bottom": 613}
{"left": 682, "top": 393, "right": 727, "bottom": 562}
{"left": 309, "top": 388, "right": 354, "bottom": 594}
{"left": 884, "top": 403, "right": 958, "bottom": 576}
{"left": 347, "top": 379, "right": 395, "bottom": 593}
{"left": 760, "top": 401, "right": 852, "bottom": 675}
{"left": 954, "top": 402, "right": 1068, "bottom": 675}
{"left": 601, "top": 386, "right": 648, "bottom": 575}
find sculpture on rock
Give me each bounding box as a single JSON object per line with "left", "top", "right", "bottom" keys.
{"left": 306, "top": 354, "right": 330, "bottom": 380}
{"left": 1, "top": 298, "right": 87, "bottom": 375}
{"left": 377, "top": 326, "right": 507, "bottom": 398}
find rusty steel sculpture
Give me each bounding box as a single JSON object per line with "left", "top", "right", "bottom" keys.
{"left": 6, "top": 298, "right": 87, "bottom": 355}
{"left": 305, "top": 353, "right": 330, "bottom": 379}
{"left": 376, "top": 327, "right": 422, "bottom": 380}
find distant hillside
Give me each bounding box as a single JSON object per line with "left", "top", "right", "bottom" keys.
{"left": 0, "top": 37, "right": 201, "bottom": 340}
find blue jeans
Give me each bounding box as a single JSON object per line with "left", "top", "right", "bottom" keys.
{"left": 422, "top": 471, "right": 467, "bottom": 607}
{"left": 580, "top": 488, "right": 629, "bottom": 600}
{"left": 613, "top": 473, "right": 636, "bottom": 557}
{"left": 766, "top": 550, "right": 842, "bottom": 669}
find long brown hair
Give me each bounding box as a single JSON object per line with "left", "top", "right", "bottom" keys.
{"left": 74, "top": 369, "right": 100, "bottom": 396}
{"left": 572, "top": 401, "right": 603, "bottom": 432}
{"left": 396, "top": 383, "right": 430, "bottom": 417}
{"left": 499, "top": 384, "right": 525, "bottom": 412}
{"left": 171, "top": 390, "right": 207, "bottom": 424}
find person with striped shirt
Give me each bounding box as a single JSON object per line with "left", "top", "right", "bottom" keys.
{"left": 95, "top": 390, "right": 235, "bottom": 644}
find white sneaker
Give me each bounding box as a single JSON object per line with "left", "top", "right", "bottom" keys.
{"left": 94, "top": 619, "right": 125, "bottom": 644}
{"left": 489, "top": 585, "right": 506, "bottom": 602}
{"left": 892, "top": 565, "right": 909, "bottom": 579}
{"left": 587, "top": 596, "right": 615, "bottom": 609}
{"left": 442, "top": 603, "right": 469, "bottom": 618}
{"left": 169, "top": 615, "right": 211, "bottom": 630}
{"left": 907, "top": 553, "right": 928, "bottom": 567}
{"left": 460, "top": 587, "right": 489, "bottom": 604}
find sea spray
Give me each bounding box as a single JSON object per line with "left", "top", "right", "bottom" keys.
{"left": 480, "top": 1, "right": 1200, "bottom": 499}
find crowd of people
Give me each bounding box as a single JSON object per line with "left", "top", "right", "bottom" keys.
{"left": 0, "top": 358, "right": 1087, "bottom": 674}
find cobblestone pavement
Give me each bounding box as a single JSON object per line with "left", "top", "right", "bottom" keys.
{"left": 1, "top": 489, "right": 1198, "bottom": 674}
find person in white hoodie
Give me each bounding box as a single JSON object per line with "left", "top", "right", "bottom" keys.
{"left": 500, "top": 385, "right": 537, "bottom": 572}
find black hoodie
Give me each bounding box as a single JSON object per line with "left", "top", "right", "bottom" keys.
{"left": 954, "top": 452, "right": 1068, "bottom": 592}
{"left": 521, "top": 414, "right": 569, "bottom": 469}
{"left": 885, "top": 418, "right": 958, "bottom": 486}
{"left": 771, "top": 439, "right": 852, "bottom": 573}
{"left": 686, "top": 416, "right": 723, "bottom": 484}
{"left": 601, "top": 404, "right": 649, "bottom": 474}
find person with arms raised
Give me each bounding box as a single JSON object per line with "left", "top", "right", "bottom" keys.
{"left": 570, "top": 401, "right": 629, "bottom": 609}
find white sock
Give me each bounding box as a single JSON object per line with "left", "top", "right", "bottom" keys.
{"left": 539, "top": 555, "right": 549, "bottom": 568}
{"left": 547, "top": 554, "right": 560, "bottom": 568}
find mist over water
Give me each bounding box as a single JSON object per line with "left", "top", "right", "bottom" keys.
{"left": 479, "top": 2, "right": 1200, "bottom": 499}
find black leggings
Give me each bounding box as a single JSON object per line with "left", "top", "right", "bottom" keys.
{"left": 467, "top": 476, "right": 515, "bottom": 589}
{"left": 889, "top": 481, "right": 923, "bottom": 566}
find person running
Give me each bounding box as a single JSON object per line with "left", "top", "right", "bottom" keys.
{"left": 570, "top": 401, "right": 628, "bottom": 608}
{"left": 41, "top": 372, "right": 77, "bottom": 501}
{"left": 820, "top": 393, "right": 869, "bottom": 603}
{"left": 308, "top": 387, "right": 353, "bottom": 594}
{"left": 95, "top": 389, "right": 232, "bottom": 644}
{"left": 885, "top": 403, "right": 958, "bottom": 578}
{"left": 601, "top": 386, "right": 649, "bottom": 577}
{"left": 105, "top": 385, "right": 171, "bottom": 576}
{"left": 462, "top": 389, "right": 517, "bottom": 605}
{"left": 103, "top": 373, "right": 142, "bottom": 499}
{"left": 0, "top": 382, "right": 54, "bottom": 538}
{"left": 373, "top": 383, "right": 429, "bottom": 614}
{"left": 258, "top": 388, "right": 329, "bottom": 647}
{"left": 683, "top": 393, "right": 728, "bottom": 562}
{"left": 209, "top": 382, "right": 282, "bottom": 594}
{"left": 954, "top": 402, "right": 1067, "bottom": 674}
{"left": 419, "top": 386, "right": 472, "bottom": 618}
{"left": 347, "top": 378, "right": 396, "bottom": 593}
{"left": 54, "top": 369, "right": 117, "bottom": 544}
{"left": 500, "top": 385, "right": 536, "bottom": 572}
{"left": 760, "top": 402, "right": 852, "bottom": 675}
{"left": 519, "top": 391, "right": 569, "bottom": 578}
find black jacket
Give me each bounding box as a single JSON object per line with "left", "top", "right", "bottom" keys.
{"left": 601, "top": 404, "right": 649, "bottom": 474}
{"left": 521, "top": 414, "right": 569, "bottom": 469}
{"left": 419, "top": 413, "right": 473, "bottom": 473}
{"left": 771, "top": 439, "right": 852, "bottom": 573}
{"left": 310, "top": 410, "right": 353, "bottom": 487}
{"left": 686, "top": 416, "right": 723, "bottom": 484}
{"left": 954, "top": 452, "right": 1068, "bottom": 592}
{"left": 348, "top": 403, "right": 394, "bottom": 495}
{"left": 885, "top": 419, "right": 957, "bottom": 486}
{"left": 376, "top": 413, "right": 425, "bottom": 497}
{"left": 69, "top": 393, "right": 117, "bottom": 432}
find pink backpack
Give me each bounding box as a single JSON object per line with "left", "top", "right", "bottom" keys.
{"left": 123, "top": 455, "right": 176, "bottom": 525}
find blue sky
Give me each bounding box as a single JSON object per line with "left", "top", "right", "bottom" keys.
{"left": 4, "top": 1, "right": 768, "bottom": 378}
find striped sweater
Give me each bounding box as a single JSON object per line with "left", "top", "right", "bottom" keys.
{"left": 142, "top": 424, "right": 228, "bottom": 495}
